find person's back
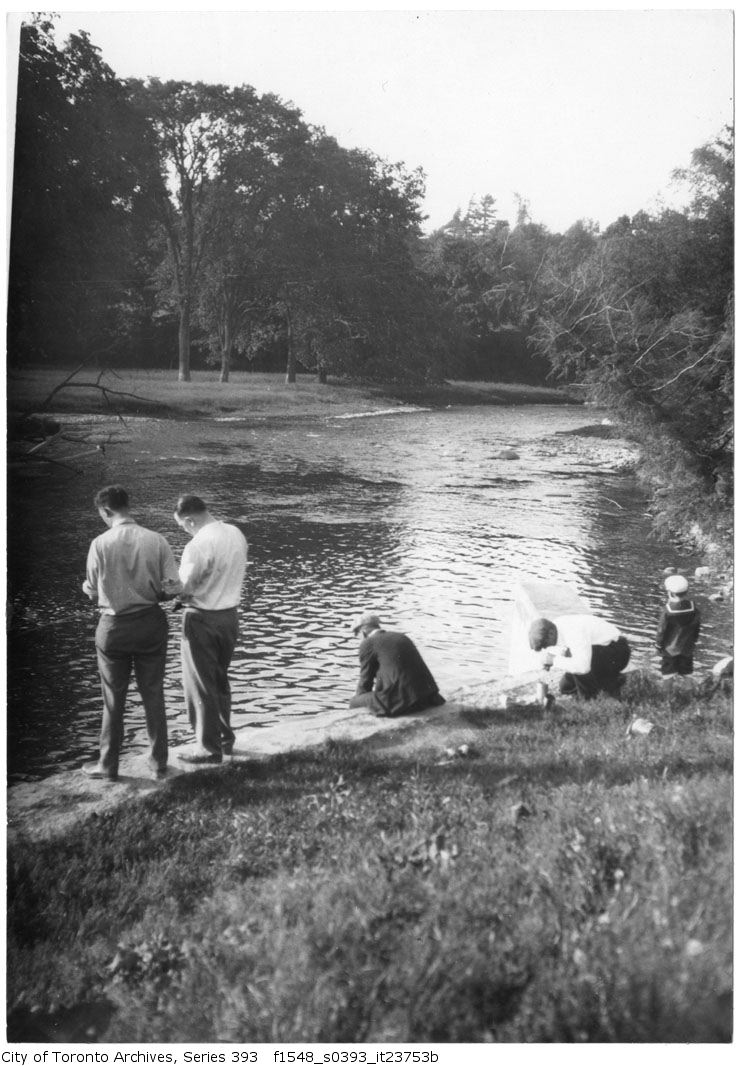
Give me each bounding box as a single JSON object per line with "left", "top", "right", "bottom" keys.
{"left": 180, "top": 519, "right": 247, "bottom": 610}
{"left": 87, "top": 522, "right": 175, "bottom": 615}
{"left": 656, "top": 576, "right": 701, "bottom": 676}
{"left": 174, "top": 496, "right": 249, "bottom": 764}
{"left": 353, "top": 619, "right": 444, "bottom": 717}
{"left": 81, "top": 485, "right": 178, "bottom": 782}
{"left": 658, "top": 598, "right": 700, "bottom": 654}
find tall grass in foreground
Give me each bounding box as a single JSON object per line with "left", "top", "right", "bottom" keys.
{"left": 7, "top": 681, "right": 733, "bottom": 1042}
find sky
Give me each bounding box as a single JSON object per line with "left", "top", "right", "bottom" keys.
{"left": 5, "top": 4, "right": 735, "bottom": 234}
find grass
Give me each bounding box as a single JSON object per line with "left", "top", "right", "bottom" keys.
{"left": 6, "top": 674, "right": 733, "bottom": 1043}
{"left": 6, "top": 367, "right": 574, "bottom": 421}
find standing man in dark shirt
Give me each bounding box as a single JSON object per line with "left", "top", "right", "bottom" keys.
{"left": 349, "top": 612, "right": 445, "bottom": 717}
{"left": 81, "top": 485, "right": 180, "bottom": 782}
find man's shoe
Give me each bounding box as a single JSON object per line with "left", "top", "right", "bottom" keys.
{"left": 152, "top": 765, "right": 170, "bottom": 781}
{"left": 81, "top": 761, "right": 118, "bottom": 782}
{"left": 177, "top": 751, "right": 222, "bottom": 765}
{"left": 222, "top": 742, "right": 234, "bottom": 756}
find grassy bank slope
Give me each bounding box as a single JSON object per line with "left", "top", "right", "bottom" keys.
{"left": 7, "top": 678, "right": 732, "bottom": 1043}
{"left": 7, "top": 368, "right": 574, "bottom": 421}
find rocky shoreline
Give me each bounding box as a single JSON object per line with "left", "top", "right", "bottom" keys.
{"left": 5, "top": 670, "right": 548, "bottom": 846}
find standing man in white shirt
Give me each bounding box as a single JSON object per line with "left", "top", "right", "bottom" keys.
{"left": 82, "top": 485, "right": 181, "bottom": 782}
{"left": 173, "top": 495, "right": 248, "bottom": 764}
{"left": 529, "top": 614, "right": 631, "bottom": 699}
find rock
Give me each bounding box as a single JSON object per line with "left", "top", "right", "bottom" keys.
{"left": 662, "top": 566, "right": 677, "bottom": 576}
{"left": 627, "top": 717, "right": 654, "bottom": 737}
{"left": 711, "top": 657, "right": 733, "bottom": 679}
{"left": 510, "top": 802, "right": 533, "bottom": 824}
{"left": 495, "top": 449, "right": 520, "bottom": 460}
{"left": 457, "top": 744, "right": 471, "bottom": 757}
{"left": 694, "top": 566, "right": 712, "bottom": 579}
{"left": 709, "top": 593, "right": 724, "bottom": 602}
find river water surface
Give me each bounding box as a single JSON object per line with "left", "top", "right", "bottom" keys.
{"left": 7, "top": 403, "right": 732, "bottom": 784}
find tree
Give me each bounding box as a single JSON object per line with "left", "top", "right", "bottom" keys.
{"left": 531, "top": 130, "right": 733, "bottom": 559}
{"left": 133, "top": 79, "right": 322, "bottom": 381}
{"left": 234, "top": 132, "right": 434, "bottom": 384}
{"left": 8, "top": 18, "right": 157, "bottom": 366}
{"left": 420, "top": 197, "right": 554, "bottom": 381}
{"left": 193, "top": 103, "right": 314, "bottom": 382}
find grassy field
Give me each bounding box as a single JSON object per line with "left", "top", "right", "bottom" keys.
{"left": 7, "top": 366, "right": 574, "bottom": 421}
{"left": 6, "top": 674, "right": 732, "bottom": 1043}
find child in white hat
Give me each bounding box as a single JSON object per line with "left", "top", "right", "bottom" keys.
{"left": 655, "top": 574, "right": 701, "bottom": 677}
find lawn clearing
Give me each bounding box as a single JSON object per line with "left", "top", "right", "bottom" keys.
{"left": 7, "top": 367, "right": 573, "bottom": 422}
{"left": 6, "top": 677, "right": 733, "bottom": 1043}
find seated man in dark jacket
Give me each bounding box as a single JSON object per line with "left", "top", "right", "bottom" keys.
{"left": 349, "top": 612, "right": 445, "bottom": 717}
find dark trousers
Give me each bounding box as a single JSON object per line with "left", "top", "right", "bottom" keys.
{"left": 560, "top": 636, "right": 631, "bottom": 699}
{"left": 181, "top": 607, "right": 238, "bottom": 755}
{"left": 349, "top": 690, "right": 445, "bottom": 717}
{"left": 95, "top": 605, "right": 168, "bottom": 775}
{"left": 661, "top": 653, "right": 694, "bottom": 676}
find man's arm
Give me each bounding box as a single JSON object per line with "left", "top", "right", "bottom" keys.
{"left": 655, "top": 609, "right": 668, "bottom": 650}
{"left": 550, "top": 619, "right": 592, "bottom": 674}
{"left": 160, "top": 539, "right": 183, "bottom": 599}
{"left": 356, "top": 640, "right": 379, "bottom": 695}
{"left": 178, "top": 541, "right": 211, "bottom": 599}
{"left": 82, "top": 542, "right": 99, "bottom": 602}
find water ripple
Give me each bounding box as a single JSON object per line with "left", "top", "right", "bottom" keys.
{"left": 7, "top": 405, "right": 733, "bottom": 783}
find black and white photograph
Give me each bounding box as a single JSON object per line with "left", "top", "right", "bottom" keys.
{"left": 4, "top": 3, "right": 734, "bottom": 1050}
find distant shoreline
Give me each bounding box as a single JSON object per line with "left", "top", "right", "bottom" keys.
{"left": 7, "top": 367, "right": 581, "bottom": 423}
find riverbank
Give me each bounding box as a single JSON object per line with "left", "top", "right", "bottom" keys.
{"left": 7, "top": 672, "right": 732, "bottom": 1042}
{"left": 4, "top": 671, "right": 551, "bottom": 845}
{"left": 7, "top": 366, "right": 577, "bottom": 422}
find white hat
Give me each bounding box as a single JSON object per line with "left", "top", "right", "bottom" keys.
{"left": 665, "top": 574, "right": 689, "bottom": 594}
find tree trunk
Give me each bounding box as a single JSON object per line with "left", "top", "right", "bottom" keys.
{"left": 220, "top": 321, "right": 232, "bottom": 383}
{"left": 178, "top": 304, "right": 191, "bottom": 382}
{"left": 311, "top": 337, "right": 327, "bottom": 383}
{"left": 220, "top": 349, "right": 231, "bottom": 383}
{"left": 284, "top": 303, "right": 296, "bottom": 384}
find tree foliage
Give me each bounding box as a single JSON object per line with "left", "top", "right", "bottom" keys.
{"left": 9, "top": 18, "right": 439, "bottom": 384}
{"left": 7, "top": 20, "right": 735, "bottom": 557}
{"left": 531, "top": 130, "right": 733, "bottom": 559}
{"left": 8, "top": 18, "right": 159, "bottom": 365}
{"left": 419, "top": 196, "right": 552, "bottom": 382}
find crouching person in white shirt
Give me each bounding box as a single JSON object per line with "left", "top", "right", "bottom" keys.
{"left": 529, "top": 615, "right": 631, "bottom": 700}
{"left": 173, "top": 495, "right": 248, "bottom": 764}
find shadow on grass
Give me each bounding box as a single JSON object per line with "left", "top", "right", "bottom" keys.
{"left": 133, "top": 731, "right": 732, "bottom": 819}
{"left": 7, "top": 999, "right": 116, "bottom": 1043}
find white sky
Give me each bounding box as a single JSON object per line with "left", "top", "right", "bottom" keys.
{"left": 5, "top": 4, "right": 735, "bottom": 234}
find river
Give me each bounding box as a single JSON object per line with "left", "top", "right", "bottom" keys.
{"left": 7, "top": 403, "right": 732, "bottom": 784}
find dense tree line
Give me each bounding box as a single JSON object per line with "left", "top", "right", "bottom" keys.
{"left": 8, "top": 18, "right": 733, "bottom": 556}
{"left": 530, "top": 131, "right": 733, "bottom": 558}
{"left": 8, "top": 19, "right": 444, "bottom": 383}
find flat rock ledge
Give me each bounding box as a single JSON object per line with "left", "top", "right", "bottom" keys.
{"left": 6, "top": 673, "right": 541, "bottom": 846}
